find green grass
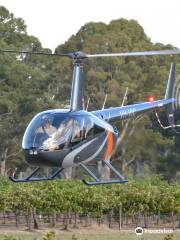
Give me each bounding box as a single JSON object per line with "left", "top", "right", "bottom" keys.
{"left": 0, "top": 232, "right": 180, "bottom": 240}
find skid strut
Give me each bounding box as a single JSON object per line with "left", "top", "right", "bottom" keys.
{"left": 80, "top": 159, "right": 128, "bottom": 185}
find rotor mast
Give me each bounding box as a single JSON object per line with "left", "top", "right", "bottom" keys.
{"left": 70, "top": 52, "right": 87, "bottom": 111}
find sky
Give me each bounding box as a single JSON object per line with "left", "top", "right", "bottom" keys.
{"left": 0, "top": 0, "right": 180, "bottom": 51}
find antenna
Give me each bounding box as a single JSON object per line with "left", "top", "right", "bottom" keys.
{"left": 121, "top": 87, "right": 128, "bottom": 106}
{"left": 86, "top": 97, "right": 90, "bottom": 111}
{"left": 102, "top": 94, "right": 107, "bottom": 110}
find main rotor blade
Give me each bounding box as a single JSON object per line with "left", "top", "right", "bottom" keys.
{"left": 0, "top": 49, "right": 69, "bottom": 57}
{"left": 1, "top": 49, "right": 180, "bottom": 59}
{"left": 86, "top": 49, "right": 180, "bottom": 58}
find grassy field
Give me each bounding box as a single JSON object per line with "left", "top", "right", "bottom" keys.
{"left": 0, "top": 229, "right": 179, "bottom": 240}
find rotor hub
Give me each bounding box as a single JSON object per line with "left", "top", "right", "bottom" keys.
{"left": 69, "top": 51, "right": 87, "bottom": 60}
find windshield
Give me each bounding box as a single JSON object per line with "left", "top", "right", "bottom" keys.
{"left": 22, "top": 112, "right": 72, "bottom": 151}
{"left": 22, "top": 112, "right": 101, "bottom": 152}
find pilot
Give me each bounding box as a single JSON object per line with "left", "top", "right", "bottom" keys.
{"left": 72, "top": 120, "right": 81, "bottom": 140}
{"left": 47, "top": 121, "right": 67, "bottom": 150}
{"left": 37, "top": 117, "right": 57, "bottom": 137}
{"left": 35, "top": 117, "right": 57, "bottom": 150}
{"left": 42, "top": 119, "right": 73, "bottom": 151}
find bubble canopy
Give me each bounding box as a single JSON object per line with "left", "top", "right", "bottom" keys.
{"left": 22, "top": 110, "right": 97, "bottom": 152}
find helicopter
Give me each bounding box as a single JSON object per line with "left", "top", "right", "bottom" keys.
{"left": 1, "top": 48, "right": 180, "bottom": 185}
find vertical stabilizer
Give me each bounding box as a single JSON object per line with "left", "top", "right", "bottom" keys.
{"left": 165, "top": 63, "right": 176, "bottom": 127}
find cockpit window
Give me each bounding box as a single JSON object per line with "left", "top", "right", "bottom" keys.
{"left": 71, "top": 116, "right": 94, "bottom": 143}
{"left": 40, "top": 117, "right": 73, "bottom": 151}
{"left": 84, "top": 118, "right": 94, "bottom": 138}
{"left": 22, "top": 112, "right": 104, "bottom": 152}
{"left": 71, "top": 119, "right": 83, "bottom": 142}
{"left": 22, "top": 112, "right": 72, "bottom": 151}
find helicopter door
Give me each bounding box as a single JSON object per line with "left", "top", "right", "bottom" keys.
{"left": 71, "top": 116, "right": 94, "bottom": 144}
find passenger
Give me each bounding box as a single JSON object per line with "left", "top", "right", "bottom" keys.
{"left": 72, "top": 121, "right": 81, "bottom": 140}
{"left": 57, "top": 121, "right": 66, "bottom": 137}
{"left": 64, "top": 118, "right": 73, "bottom": 137}
{"left": 84, "top": 119, "right": 93, "bottom": 138}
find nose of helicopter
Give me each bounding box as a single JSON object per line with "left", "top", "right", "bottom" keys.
{"left": 24, "top": 148, "right": 70, "bottom": 167}
{"left": 21, "top": 111, "right": 74, "bottom": 167}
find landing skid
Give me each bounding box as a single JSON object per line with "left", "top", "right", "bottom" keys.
{"left": 9, "top": 160, "right": 127, "bottom": 185}
{"left": 80, "top": 159, "right": 128, "bottom": 185}
{"left": 9, "top": 167, "right": 64, "bottom": 183}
